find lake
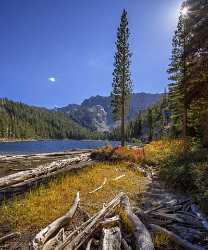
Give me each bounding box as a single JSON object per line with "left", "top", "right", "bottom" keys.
{"left": 0, "top": 139, "right": 120, "bottom": 155}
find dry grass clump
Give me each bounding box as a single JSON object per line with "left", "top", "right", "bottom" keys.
{"left": 153, "top": 232, "right": 171, "bottom": 248}
{"left": 144, "top": 139, "right": 186, "bottom": 164}
{"left": 91, "top": 145, "right": 145, "bottom": 163}
{"left": 0, "top": 162, "right": 145, "bottom": 232}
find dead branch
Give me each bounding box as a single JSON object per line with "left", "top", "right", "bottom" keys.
{"left": 0, "top": 232, "right": 20, "bottom": 244}
{"left": 57, "top": 192, "right": 125, "bottom": 250}
{"left": 89, "top": 178, "right": 107, "bottom": 194}
{"left": 113, "top": 175, "right": 125, "bottom": 181}
{"left": 31, "top": 192, "right": 80, "bottom": 249}
{"left": 150, "top": 224, "right": 205, "bottom": 250}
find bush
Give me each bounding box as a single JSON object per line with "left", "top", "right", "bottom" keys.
{"left": 91, "top": 145, "right": 145, "bottom": 163}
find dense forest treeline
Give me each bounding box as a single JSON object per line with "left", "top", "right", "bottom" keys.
{"left": 111, "top": 0, "right": 208, "bottom": 146}
{"left": 168, "top": 0, "right": 208, "bottom": 145}
{"left": 0, "top": 98, "right": 102, "bottom": 140}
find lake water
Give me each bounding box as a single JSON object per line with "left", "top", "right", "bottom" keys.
{"left": 0, "top": 140, "right": 120, "bottom": 155}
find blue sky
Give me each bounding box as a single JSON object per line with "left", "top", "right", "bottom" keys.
{"left": 0, "top": 0, "right": 183, "bottom": 108}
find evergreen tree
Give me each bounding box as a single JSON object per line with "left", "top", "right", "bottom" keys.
{"left": 111, "top": 9, "right": 133, "bottom": 146}
{"left": 168, "top": 9, "right": 190, "bottom": 138}
{"left": 147, "top": 108, "right": 153, "bottom": 141}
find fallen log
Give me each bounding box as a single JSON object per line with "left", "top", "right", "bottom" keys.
{"left": 119, "top": 195, "right": 155, "bottom": 250}
{"left": 102, "top": 227, "right": 121, "bottom": 250}
{"left": 150, "top": 224, "right": 205, "bottom": 250}
{"left": 0, "top": 160, "right": 93, "bottom": 202}
{"left": 0, "top": 153, "right": 90, "bottom": 190}
{"left": 31, "top": 192, "right": 80, "bottom": 249}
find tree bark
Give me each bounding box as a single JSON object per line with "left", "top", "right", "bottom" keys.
{"left": 102, "top": 227, "right": 121, "bottom": 250}
{"left": 119, "top": 195, "right": 155, "bottom": 250}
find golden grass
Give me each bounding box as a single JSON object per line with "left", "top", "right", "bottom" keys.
{"left": 144, "top": 139, "right": 186, "bottom": 164}
{"left": 0, "top": 162, "right": 146, "bottom": 232}
{"left": 153, "top": 232, "right": 171, "bottom": 248}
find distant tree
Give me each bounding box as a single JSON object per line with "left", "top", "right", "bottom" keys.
{"left": 111, "top": 9, "right": 133, "bottom": 146}
{"left": 147, "top": 108, "right": 153, "bottom": 141}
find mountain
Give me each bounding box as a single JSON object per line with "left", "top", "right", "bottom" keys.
{"left": 58, "top": 92, "right": 162, "bottom": 132}
{"left": 0, "top": 98, "right": 98, "bottom": 140}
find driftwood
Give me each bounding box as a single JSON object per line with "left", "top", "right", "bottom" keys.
{"left": 30, "top": 192, "right": 208, "bottom": 250}
{"left": 101, "top": 215, "right": 120, "bottom": 227}
{"left": 150, "top": 224, "right": 205, "bottom": 250}
{"left": 0, "top": 158, "right": 93, "bottom": 203}
{"left": 0, "top": 153, "right": 90, "bottom": 190}
{"left": 121, "top": 238, "right": 132, "bottom": 250}
{"left": 89, "top": 178, "right": 107, "bottom": 194}
{"left": 57, "top": 192, "right": 125, "bottom": 250}
{"left": 102, "top": 227, "right": 121, "bottom": 250}
{"left": 0, "top": 232, "right": 20, "bottom": 244}
{"left": 113, "top": 175, "right": 125, "bottom": 181}
{"left": 119, "top": 195, "right": 155, "bottom": 250}
{"left": 31, "top": 192, "right": 80, "bottom": 249}
{"left": 86, "top": 238, "right": 93, "bottom": 250}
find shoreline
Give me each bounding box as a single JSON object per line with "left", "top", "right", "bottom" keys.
{"left": 0, "top": 138, "right": 111, "bottom": 143}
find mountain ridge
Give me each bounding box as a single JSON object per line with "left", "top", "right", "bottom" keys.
{"left": 57, "top": 92, "right": 163, "bottom": 132}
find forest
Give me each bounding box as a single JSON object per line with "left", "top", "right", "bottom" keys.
{"left": 0, "top": 98, "right": 101, "bottom": 140}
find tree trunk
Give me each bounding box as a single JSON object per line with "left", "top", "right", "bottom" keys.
{"left": 121, "top": 96, "right": 125, "bottom": 147}
{"left": 102, "top": 227, "right": 121, "bottom": 250}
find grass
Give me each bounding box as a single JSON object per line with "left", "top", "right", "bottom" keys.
{"left": 144, "top": 139, "right": 208, "bottom": 213}
{"left": 0, "top": 162, "right": 146, "bottom": 232}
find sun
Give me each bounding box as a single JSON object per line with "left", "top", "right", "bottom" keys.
{"left": 181, "top": 6, "right": 188, "bottom": 16}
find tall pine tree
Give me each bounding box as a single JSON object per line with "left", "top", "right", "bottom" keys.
{"left": 111, "top": 9, "right": 133, "bottom": 146}
{"left": 168, "top": 8, "right": 191, "bottom": 138}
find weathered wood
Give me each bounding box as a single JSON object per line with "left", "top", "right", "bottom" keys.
{"left": 121, "top": 238, "right": 132, "bottom": 250}
{"left": 86, "top": 238, "right": 93, "bottom": 250}
{"left": 42, "top": 228, "right": 66, "bottom": 250}
{"left": 150, "top": 224, "right": 205, "bottom": 250}
{"left": 0, "top": 232, "right": 20, "bottom": 244}
{"left": 113, "top": 175, "right": 125, "bottom": 181}
{"left": 31, "top": 192, "right": 80, "bottom": 249}
{"left": 100, "top": 215, "right": 120, "bottom": 227}
{"left": 0, "top": 160, "right": 93, "bottom": 203}
{"left": 0, "top": 153, "right": 90, "bottom": 189}
{"left": 119, "top": 195, "right": 155, "bottom": 250}
{"left": 89, "top": 178, "right": 107, "bottom": 194}
{"left": 102, "top": 227, "right": 121, "bottom": 250}
{"left": 191, "top": 204, "right": 208, "bottom": 231}
{"left": 57, "top": 192, "right": 125, "bottom": 250}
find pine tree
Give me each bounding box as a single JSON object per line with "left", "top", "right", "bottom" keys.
{"left": 111, "top": 9, "right": 133, "bottom": 146}
{"left": 147, "top": 108, "right": 153, "bottom": 141}
{"left": 168, "top": 9, "right": 190, "bottom": 138}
